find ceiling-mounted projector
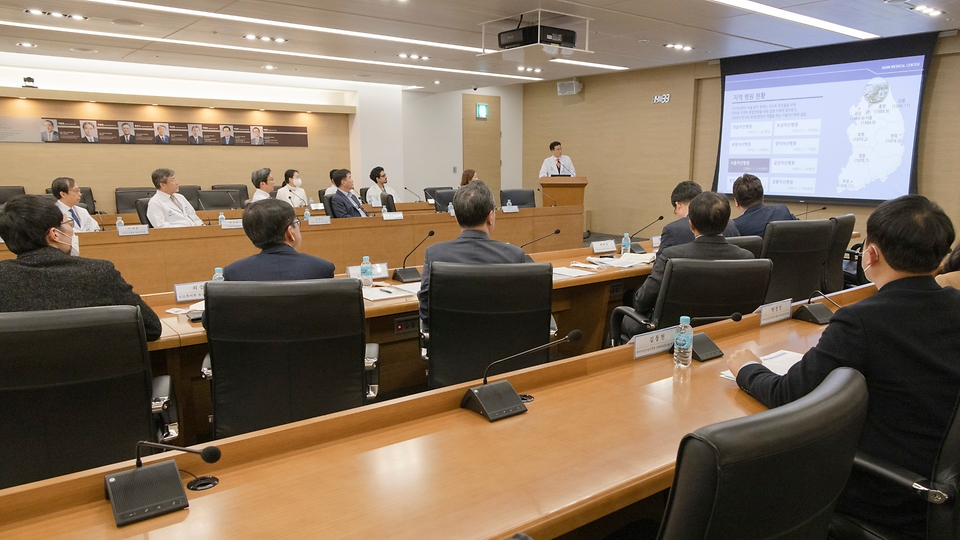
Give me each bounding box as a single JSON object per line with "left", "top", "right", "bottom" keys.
{"left": 498, "top": 25, "right": 576, "bottom": 49}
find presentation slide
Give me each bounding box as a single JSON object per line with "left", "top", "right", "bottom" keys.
{"left": 716, "top": 55, "right": 925, "bottom": 203}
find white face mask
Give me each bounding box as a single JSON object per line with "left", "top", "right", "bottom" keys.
{"left": 292, "top": 178, "right": 302, "bottom": 188}
{"left": 55, "top": 228, "right": 80, "bottom": 256}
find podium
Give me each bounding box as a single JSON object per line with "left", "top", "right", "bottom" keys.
{"left": 540, "top": 177, "right": 588, "bottom": 207}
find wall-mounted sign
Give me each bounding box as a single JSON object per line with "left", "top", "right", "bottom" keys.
{"left": 652, "top": 94, "right": 671, "bottom": 104}
{"left": 476, "top": 103, "right": 489, "bottom": 119}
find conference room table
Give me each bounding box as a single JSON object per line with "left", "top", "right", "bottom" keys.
{"left": 0, "top": 284, "right": 877, "bottom": 539}
{"left": 141, "top": 245, "right": 654, "bottom": 446}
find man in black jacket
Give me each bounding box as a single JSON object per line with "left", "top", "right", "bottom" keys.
{"left": 658, "top": 181, "right": 739, "bottom": 252}
{"left": 727, "top": 195, "right": 959, "bottom": 538}
{"left": 0, "top": 195, "right": 162, "bottom": 341}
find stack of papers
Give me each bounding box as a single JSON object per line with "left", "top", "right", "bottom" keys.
{"left": 720, "top": 350, "right": 804, "bottom": 381}
{"left": 586, "top": 255, "right": 653, "bottom": 268}
{"left": 554, "top": 267, "right": 593, "bottom": 278}
{"left": 362, "top": 286, "right": 415, "bottom": 301}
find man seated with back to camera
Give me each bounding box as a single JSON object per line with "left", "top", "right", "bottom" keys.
{"left": 726, "top": 195, "right": 960, "bottom": 539}
{"left": 623, "top": 191, "right": 753, "bottom": 339}
{"left": 730, "top": 173, "right": 796, "bottom": 237}
{"left": 223, "top": 199, "right": 334, "bottom": 281}
{"left": 417, "top": 180, "right": 525, "bottom": 331}
{"left": 658, "top": 181, "right": 739, "bottom": 252}
{"left": 0, "top": 195, "right": 161, "bottom": 341}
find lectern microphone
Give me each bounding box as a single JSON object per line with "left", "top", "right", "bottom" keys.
{"left": 393, "top": 230, "right": 435, "bottom": 282}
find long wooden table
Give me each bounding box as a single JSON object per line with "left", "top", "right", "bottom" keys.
{"left": 0, "top": 285, "right": 877, "bottom": 539}
{"left": 0, "top": 205, "right": 585, "bottom": 295}
{"left": 143, "top": 246, "right": 653, "bottom": 446}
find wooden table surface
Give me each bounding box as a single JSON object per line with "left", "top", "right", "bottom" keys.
{"left": 0, "top": 284, "right": 876, "bottom": 539}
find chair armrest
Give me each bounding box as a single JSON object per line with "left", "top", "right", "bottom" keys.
{"left": 419, "top": 330, "right": 429, "bottom": 361}
{"left": 364, "top": 343, "right": 380, "bottom": 400}
{"left": 201, "top": 353, "right": 213, "bottom": 380}
{"left": 151, "top": 375, "right": 179, "bottom": 443}
{"left": 609, "top": 306, "right": 654, "bottom": 347}
{"left": 854, "top": 451, "right": 953, "bottom": 504}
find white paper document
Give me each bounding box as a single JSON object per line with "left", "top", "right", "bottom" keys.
{"left": 586, "top": 256, "right": 646, "bottom": 268}
{"left": 720, "top": 349, "right": 804, "bottom": 381}
{"left": 392, "top": 282, "right": 422, "bottom": 294}
{"left": 554, "top": 267, "right": 593, "bottom": 278}
{"left": 362, "top": 286, "right": 414, "bottom": 301}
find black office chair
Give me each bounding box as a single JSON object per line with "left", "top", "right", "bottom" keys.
{"left": 610, "top": 258, "right": 773, "bottom": 346}
{"left": 45, "top": 186, "right": 100, "bottom": 214}
{"left": 134, "top": 198, "right": 152, "bottom": 227}
{"left": 0, "top": 305, "right": 178, "bottom": 489}
{"left": 381, "top": 192, "right": 397, "bottom": 213}
{"left": 360, "top": 187, "right": 370, "bottom": 204}
{"left": 433, "top": 189, "right": 456, "bottom": 213}
{"left": 0, "top": 186, "right": 25, "bottom": 205}
{"left": 656, "top": 368, "right": 868, "bottom": 540}
{"left": 842, "top": 243, "right": 870, "bottom": 288}
{"left": 726, "top": 235, "right": 763, "bottom": 259}
{"left": 322, "top": 194, "right": 336, "bottom": 217}
{"left": 821, "top": 214, "right": 856, "bottom": 294}
{"left": 198, "top": 189, "right": 241, "bottom": 210}
{"left": 424, "top": 186, "right": 453, "bottom": 202}
{"left": 115, "top": 188, "right": 157, "bottom": 214}
{"left": 501, "top": 189, "right": 536, "bottom": 208}
{"left": 201, "top": 280, "right": 379, "bottom": 439}
{"left": 761, "top": 219, "right": 835, "bottom": 303}
{"left": 211, "top": 184, "right": 250, "bottom": 206}
{"left": 178, "top": 185, "right": 202, "bottom": 210}
{"left": 830, "top": 390, "right": 960, "bottom": 540}
{"left": 423, "top": 262, "right": 552, "bottom": 389}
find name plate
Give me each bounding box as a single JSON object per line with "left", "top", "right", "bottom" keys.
{"left": 220, "top": 219, "right": 243, "bottom": 230}
{"left": 307, "top": 216, "right": 331, "bottom": 226}
{"left": 117, "top": 225, "right": 149, "bottom": 236}
{"left": 759, "top": 299, "right": 792, "bottom": 326}
{"left": 634, "top": 326, "right": 677, "bottom": 359}
{"left": 426, "top": 198, "right": 435, "bottom": 205}
{"left": 370, "top": 199, "right": 382, "bottom": 208}
{"left": 591, "top": 239, "right": 616, "bottom": 254}
{"left": 502, "top": 205, "right": 519, "bottom": 213}
{"left": 652, "top": 235, "right": 662, "bottom": 249}
{"left": 346, "top": 262, "right": 389, "bottom": 279}
{"left": 381, "top": 211, "right": 404, "bottom": 221}
{"left": 174, "top": 281, "right": 207, "bottom": 302}
{"left": 310, "top": 203, "right": 323, "bottom": 211}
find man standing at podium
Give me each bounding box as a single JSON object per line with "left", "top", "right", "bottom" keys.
{"left": 539, "top": 141, "right": 576, "bottom": 177}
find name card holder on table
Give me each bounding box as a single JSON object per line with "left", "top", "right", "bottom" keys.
{"left": 502, "top": 205, "right": 519, "bottom": 214}
{"left": 307, "top": 216, "right": 331, "bottom": 226}
{"left": 381, "top": 212, "right": 404, "bottom": 221}
{"left": 758, "top": 299, "right": 792, "bottom": 326}
{"left": 117, "top": 225, "right": 149, "bottom": 236}
{"left": 220, "top": 219, "right": 243, "bottom": 230}
{"left": 174, "top": 281, "right": 207, "bottom": 302}
{"left": 634, "top": 326, "right": 677, "bottom": 359}
{"left": 591, "top": 239, "right": 616, "bottom": 254}
{"left": 310, "top": 203, "right": 324, "bottom": 211}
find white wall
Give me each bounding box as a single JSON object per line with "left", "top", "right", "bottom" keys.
{"left": 350, "top": 86, "right": 404, "bottom": 197}
{"left": 401, "top": 84, "right": 523, "bottom": 201}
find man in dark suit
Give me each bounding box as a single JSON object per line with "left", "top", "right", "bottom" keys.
{"left": 154, "top": 125, "right": 170, "bottom": 144}
{"left": 220, "top": 126, "right": 235, "bottom": 145}
{"left": 41, "top": 119, "right": 59, "bottom": 142}
{"left": 417, "top": 180, "right": 525, "bottom": 329}
{"left": 188, "top": 125, "right": 203, "bottom": 145}
{"left": 658, "top": 181, "right": 739, "bottom": 252}
{"left": 727, "top": 195, "right": 960, "bottom": 538}
{"left": 119, "top": 122, "right": 136, "bottom": 144}
{"left": 330, "top": 169, "right": 369, "bottom": 218}
{"left": 731, "top": 173, "right": 796, "bottom": 237}
{"left": 0, "top": 195, "right": 162, "bottom": 341}
{"left": 625, "top": 191, "right": 753, "bottom": 338}
{"left": 224, "top": 199, "right": 334, "bottom": 281}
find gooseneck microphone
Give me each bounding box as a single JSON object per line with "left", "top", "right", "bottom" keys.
{"left": 461, "top": 329, "right": 583, "bottom": 422}
{"left": 224, "top": 190, "right": 240, "bottom": 210}
{"left": 136, "top": 441, "right": 221, "bottom": 468}
{"left": 94, "top": 211, "right": 108, "bottom": 231}
{"left": 690, "top": 312, "right": 743, "bottom": 326}
{"left": 629, "top": 216, "right": 665, "bottom": 239}
{"left": 537, "top": 188, "right": 558, "bottom": 207}
{"left": 195, "top": 196, "right": 214, "bottom": 225}
{"left": 796, "top": 206, "right": 827, "bottom": 217}
{"left": 520, "top": 229, "right": 560, "bottom": 249}
{"left": 794, "top": 289, "right": 841, "bottom": 325}
{"left": 392, "top": 230, "right": 435, "bottom": 282}
{"left": 292, "top": 190, "right": 307, "bottom": 207}
{"left": 404, "top": 187, "right": 422, "bottom": 202}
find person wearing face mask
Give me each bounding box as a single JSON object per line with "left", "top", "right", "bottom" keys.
{"left": 726, "top": 195, "right": 960, "bottom": 539}
{"left": 52, "top": 176, "right": 100, "bottom": 233}
{"left": 0, "top": 195, "right": 162, "bottom": 341}
{"left": 365, "top": 166, "right": 401, "bottom": 205}
{"left": 276, "top": 169, "right": 307, "bottom": 207}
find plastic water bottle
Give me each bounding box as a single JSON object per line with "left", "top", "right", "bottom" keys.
{"left": 621, "top": 233, "right": 631, "bottom": 255}
{"left": 309, "top": 197, "right": 315, "bottom": 206}
{"left": 360, "top": 256, "right": 373, "bottom": 287}
{"left": 116, "top": 216, "right": 124, "bottom": 228}
{"left": 218, "top": 212, "right": 225, "bottom": 226}
{"left": 303, "top": 208, "right": 311, "bottom": 222}
{"left": 447, "top": 202, "right": 455, "bottom": 217}
{"left": 212, "top": 267, "right": 225, "bottom": 282}
{"left": 674, "top": 316, "right": 693, "bottom": 368}
{"left": 506, "top": 199, "right": 513, "bottom": 207}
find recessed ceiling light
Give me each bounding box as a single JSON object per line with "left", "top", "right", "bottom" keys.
{"left": 550, "top": 58, "right": 629, "bottom": 70}
{"left": 398, "top": 53, "right": 408, "bottom": 58}
{"left": 208, "top": 106, "right": 215, "bottom": 109}
{"left": 665, "top": 44, "right": 675, "bottom": 48}
{"left": 259, "top": 108, "right": 265, "bottom": 111}
{"left": 16, "top": 42, "right": 37, "bottom": 47}
{"left": 274, "top": 37, "right": 285, "bottom": 42}
{"left": 706, "top": 0, "right": 878, "bottom": 39}
{"left": 421, "top": 56, "right": 429, "bottom": 60}
{"left": 683, "top": 46, "right": 693, "bottom": 51}
{"left": 525, "top": 67, "right": 533, "bottom": 71}
{"left": 245, "top": 34, "right": 256, "bottom": 40}
{"left": 49, "top": 12, "right": 63, "bottom": 17}
{"left": 26, "top": 9, "right": 42, "bottom": 15}
{"left": 534, "top": 68, "right": 541, "bottom": 73}
{"left": 260, "top": 36, "right": 271, "bottom": 41}
{"left": 0, "top": 19, "right": 541, "bottom": 81}
{"left": 410, "top": 54, "right": 419, "bottom": 59}
{"left": 517, "top": 66, "right": 525, "bottom": 71}
{"left": 89, "top": 100, "right": 96, "bottom": 103}
{"left": 18, "top": 96, "right": 26, "bottom": 99}
{"left": 151, "top": 103, "right": 158, "bottom": 106}
{"left": 306, "top": 111, "right": 312, "bottom": 113}
{"left": 434, "top": 80, "right": 440, "bottom": 84}
{"left": 262, "top": 65, "right": 277, "bottom": 70}
{"left": 403, "top": 85, "right": 425, "bottom": 90}
{"left": 70, "top": 14, "right": 87, "bottom": 20}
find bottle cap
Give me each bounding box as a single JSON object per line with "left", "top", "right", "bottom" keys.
{"left": 362, "top": 256, "right": 370, "bottom": 261}
{"left": 215, "top": 267, "right": 223, "bottom": 273}
{"left": 680, "top": 316, "right": 690, "bottom": 324}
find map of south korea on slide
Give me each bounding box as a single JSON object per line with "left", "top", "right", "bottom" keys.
{"left": 837, "top": 77, "right": 905, "bottom": 193}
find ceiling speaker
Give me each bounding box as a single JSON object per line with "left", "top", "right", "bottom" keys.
{"left": 557, "top": 80, "right": 582, "bottom": 96}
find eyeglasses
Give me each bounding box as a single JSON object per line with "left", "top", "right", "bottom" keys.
{"left": 60, "top": 218, "right": 75, "bottom": 227}
{"left": 292, "top": 219, "right": 302, "bottom": 228}
{"left": 68, "top": 187, "right": 81, "bottom": 194}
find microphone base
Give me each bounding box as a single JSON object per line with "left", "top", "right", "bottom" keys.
{"left": 392, "top": 267, "right": 422, "bottom": 283}
{"left": 460, "top": 380, "right": 527, "bottom": 422}
{"left": 692, "top": 332, "right": 723, "bottom": 362}
{"left": 187, "top": 475, "right": 219, "bottom": 491}
{"left": 627, "top": 246, "right": 646, "bottom": 254}
{"left": 104, "top": 460, "right": 189, "bottom": 527}
{"left": 793, "top": 302, "right": 833, "bottom": 325}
